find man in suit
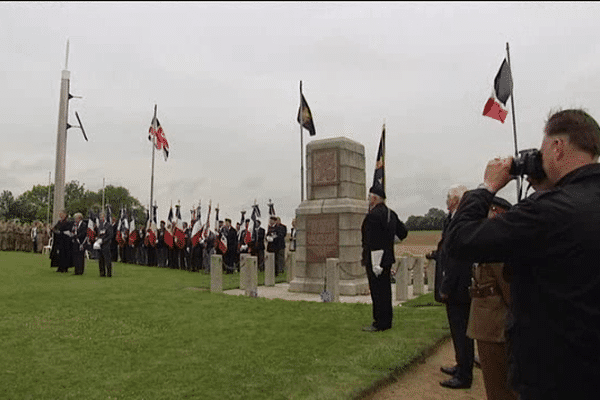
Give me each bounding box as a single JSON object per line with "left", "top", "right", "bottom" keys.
{"left": 251, "top": 219, "right": 266, "bottom": 272}
{"left": 96, "top": 212, "right": 114, "bottom": 277}
{"left": 361, "top": 184, "right": 408, "bottom": 332}
{"left": 437, "top": 184, "right": 475, "bottom": 389}
{"left": 223, "top": 218, "right": 238, "bottom": 274}
{"left": 71, "top": 213, "right": 88, "bottom": 275}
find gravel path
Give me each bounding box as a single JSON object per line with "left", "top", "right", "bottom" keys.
{"left": 364, "top": 338, "right": 486, "bottom": 400}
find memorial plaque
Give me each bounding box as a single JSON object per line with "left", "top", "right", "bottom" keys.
{"left": 306, "top": 214, "right": 339, "bottom": 262}
{"left": 312, "top": 149, "right": 339, "bottom": 186}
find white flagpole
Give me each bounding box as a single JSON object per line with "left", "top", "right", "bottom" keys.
{"left": 150, "top": 104, "right": 157, "bottom": 214}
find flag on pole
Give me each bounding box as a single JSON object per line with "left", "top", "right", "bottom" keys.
{"left": 373, "top": 124, "right": 385, "bottom": 191}
{"left": 174, "top": 205, "right": 186, "bottom": 249}
{"left": 148, "top": 106, "right": 170, "bottom": 161}
{"left": 267, "top": 199, "right": 275, "bottom": 217}
{"left": 87, "top": 210, "right": 97, "bottom": 242}
{"left": 297, "top": 88, "right": 316, "bottom": 136}
{"left": 128, "top": 214, "right": 138, "bottom": 245}
{"left": 164, "top": 206, "right": 174, "bottom": 249}
{"left": 483, "top": 58, "right": 513, "bottom": 123}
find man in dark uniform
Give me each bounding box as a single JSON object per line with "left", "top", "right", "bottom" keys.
{"left": 361, "top": 185, "right": 408, "bottom": 332}
{"left": 157, "top": 220, "right": 166, "bottom": 267}
{"left": 52, "top": 210, "right": 73, "bottom": 273}
{"left": 96, "top": 212, "right": 114, "bottom": 277}
{"left": 71, "top": 213, "right": 88, "bottom": 275}
{"left": 447, "top": 109, "right": 600, "bottom": 399}
{"left": 110, "top": 216, "right": 118, "bottom": 262}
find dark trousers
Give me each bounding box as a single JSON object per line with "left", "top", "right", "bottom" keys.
{"left": 157, "top": 247, "right": 167, "bottom": 267}
{"left": 99, "top": 246, "right": 112, "bottom": 277}
{"left": 274, "top": 248, "right": 285, "bottom": 275}
{"left": 446, "top": 302, "right": 474, "bottom": 381}
{"left": 365, "top": 264, "right": 393, "bottom": 329}
{"left": 256, "top": 249, "right": 265, "bottom": 272}
{"left": 73, "top": 249, "right": 85, "bottom": 275}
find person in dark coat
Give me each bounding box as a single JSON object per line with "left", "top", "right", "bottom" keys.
{"left": 437, "top": 184, "right": 476, "bottom": 389}
{"left": 447, "top": 109, "right": 600, "bottom": 400}
{"left": 52, "top": 210, "right": 73, "bottom": 273}
{"left": 361, "top": 184, "right": 408, "bottom": 332}
{"left": 96, "top": 212, "right": 114, "bottom": 277}
{"left": 71, "top": 213, "right": 88, "bottom": 275}
{"left": 223, "top": 218, "right": 238, "bottom": 274}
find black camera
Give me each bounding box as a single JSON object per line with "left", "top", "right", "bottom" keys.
{"left": 509, "top": 148, "right": 546, "bottom": 180}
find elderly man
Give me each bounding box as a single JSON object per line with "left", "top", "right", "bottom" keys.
{"left": 434, "top": 184, "right": 476, "bottom": 389}
{"left": 447, "top": 109, "right": 600, "bottom": 399}
{"left": 71, "top": 213, "right": 88, "bottom": 275}
{"left": 52, "top": 210, "right": 73, "bottom": 273}
{"left": 96, "top": 212, "right": 113, "bottom": 277}
{"left": 361, "top": 184, "right": 408, "bottom": 332}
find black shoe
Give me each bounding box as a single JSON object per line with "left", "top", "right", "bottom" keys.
{"left": 362, "top": 324, "right": 391, "bottom": 332}
{"left": 440, "top": 365, "right": 458, "bottom": 376}
{"left": 440, "top": 377, "right": 472, "bottom": 389}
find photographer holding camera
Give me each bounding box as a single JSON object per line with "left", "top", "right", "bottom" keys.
{"left": 447, "top": 109, "right": 600, "bottom": 399}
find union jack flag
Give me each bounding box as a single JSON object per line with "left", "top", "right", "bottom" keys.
{"left": 148, "top": 105, "right": 169, "bottom": 161}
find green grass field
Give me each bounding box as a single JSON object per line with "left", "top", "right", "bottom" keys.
{"left": 0, "top": 251, "right": 447, "bottom": 400}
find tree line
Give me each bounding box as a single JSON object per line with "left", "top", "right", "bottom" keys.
{"left": 404, "top": 207, "right": 447, "bottom": 231}
{"left": 0, "top": 181, "right": 144, "bottom": 224}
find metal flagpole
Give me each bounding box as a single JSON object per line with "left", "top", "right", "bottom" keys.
{"left": 506, "top": 42, "right": 521, "bottom": 200}
{"left": 300, "top": 81, "right": 305, "bottom": 202}
{"left": 150, "top": 104, "right": 157, "bottom": 215}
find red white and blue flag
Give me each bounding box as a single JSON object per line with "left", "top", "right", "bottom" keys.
{"left": 483, "top": 58, "right": 513, "bottom": 123}
{"left": 173, "top": 205, "right": 186, "bottom": 249}
{"left": 148, "top": 105, "right": 169, "bottom": 161}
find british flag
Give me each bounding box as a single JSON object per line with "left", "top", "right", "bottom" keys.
{"left": 148, "top": 105, "right": 169, "bottom": 161}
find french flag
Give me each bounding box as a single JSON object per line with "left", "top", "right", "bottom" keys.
{"left": 482, "top": 58, "right": 513, "bottom": 123}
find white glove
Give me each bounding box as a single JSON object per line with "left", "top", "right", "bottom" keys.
{"left": 371, "top": 250, "right": 384, "bottom": 277}
{"left": 266, "top": 236, "right": 274, "bottom": 242}
{"left": 372, "top": 265, "right": 383, "bottom": 277}
{"left": 93, "top": 239, "right": 103, "bottom": 250}
{"left": 63, "top": 231, "right": 73, "bottom": 237}
{"left": 241, "top": 244, "right": 248, "bottom": 251}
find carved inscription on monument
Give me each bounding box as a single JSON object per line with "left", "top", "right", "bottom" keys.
{"left": 306, "top": 214, "right": 339, "bottom": 263}
{"left": 312, "top": 149, "right": 339, "bottom": 186}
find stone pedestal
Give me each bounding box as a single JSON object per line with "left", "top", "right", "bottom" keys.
{"left": 413, "top": 257, "right": 425, "bottom": 296}
{"left": 289, "top": 137, "right": 369, "bottom": 296}
{"left": 245, "top": 256, "right": 258, "bottom": 297}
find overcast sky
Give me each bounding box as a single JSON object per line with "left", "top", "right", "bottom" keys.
{"left": 2, "top": 1, "right": 600, "bottom": 225}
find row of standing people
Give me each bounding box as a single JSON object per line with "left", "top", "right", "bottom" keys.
{"left": 0, "top": 220, "right": 51, "bottom": 253}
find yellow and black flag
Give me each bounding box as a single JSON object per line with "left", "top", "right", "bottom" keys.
{"left": 297, "top": 83, "right": 316, "bottom": 136}
{"left": 373, "top": 124, "right": 385, "bottom": 191}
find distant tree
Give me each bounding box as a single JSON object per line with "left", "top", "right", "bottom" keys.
{"left": 18, "top": 184, "right": 54, "bottom": 223}
{"left": 0, "top": 190, "right": 15, "bottom": 220}
{"left": 405, "top": 207, "right": 447, "bottom": 231}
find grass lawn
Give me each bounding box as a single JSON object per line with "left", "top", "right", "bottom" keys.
{"left": 0, "top": 251, "right": 448, "bottom": 400}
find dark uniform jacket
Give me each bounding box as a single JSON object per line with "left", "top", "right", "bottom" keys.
{"left": 438, "top": 213, "right": 473, "bottom": 305}
{"left": 361, "top": 203, "right": 408, "bottom": 269}
{"left": 72, "top": 220, "right": 88, "bottom": 252}
{"left": 447, "top": 163, "right": 600, "bottom": 398}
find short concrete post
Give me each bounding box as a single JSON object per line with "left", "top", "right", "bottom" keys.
{"left": 239, "top": 254, "right": 249, "bottom": 290}
{"left": 287, "top": 252, "right": 296, "bottom": 283}
{"left": 245, "top": 255, "right": 258, "bottom": 297}
{"left": 396, "top": 257, "right": 409, "bottom": 301}
{"left": 426, "top": 258, "right": 436, "bottom": 293}
{"left": 210, "top": 254, "right": 223, "bottom": 293}
{"left": 264, "top": 252, "right": 275, "bottom": 287}
{"left": 325, "top": 258, "right": 340, "bottom": 302}
{"left": 413, "top": 257, "right": 425, "bottom": 296}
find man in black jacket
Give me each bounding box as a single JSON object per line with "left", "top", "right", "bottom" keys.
{"left": 447, "top": 109, "right": 600, "bottom": 399}
{"left": 434, "top": 184, "right": 475, "bottom": 389}
{"left": 361, "top": 184, "right": 408, "bottom": 332}
{"left": 96, "top": 212, "right": 114, "bottom": 277}
{"left": 71, "top": 213, "right": 88, "bottom": 275}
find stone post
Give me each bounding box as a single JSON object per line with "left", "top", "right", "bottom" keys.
{"left": 396, "top": 257, "right": 410, "bottom": 301}
{"left": 245, "top": 256, "right": 258, "bottom": 297}
{"left": 210, "top": 254, "right": 223, "bottom": 293}
{"left": 426, "top": 258, "right": 436, "bottom": 293}
{"left": 264, "top": 252, "right": 275, "bottom": 287}
{"left": 239, "top": 254, "right": 249, "bottom": 290}
{"left": 413, "top": 257, "right": 425, "bottom": 296}
{"left": 325, "top": 258, "right": 340, "bottom": 302}
{"left": 287, "top": 251, "right": 296, "bottom": 283}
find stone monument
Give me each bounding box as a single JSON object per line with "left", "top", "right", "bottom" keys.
{"left": 289, "top": 137, "right": 369, "bottom": 295}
